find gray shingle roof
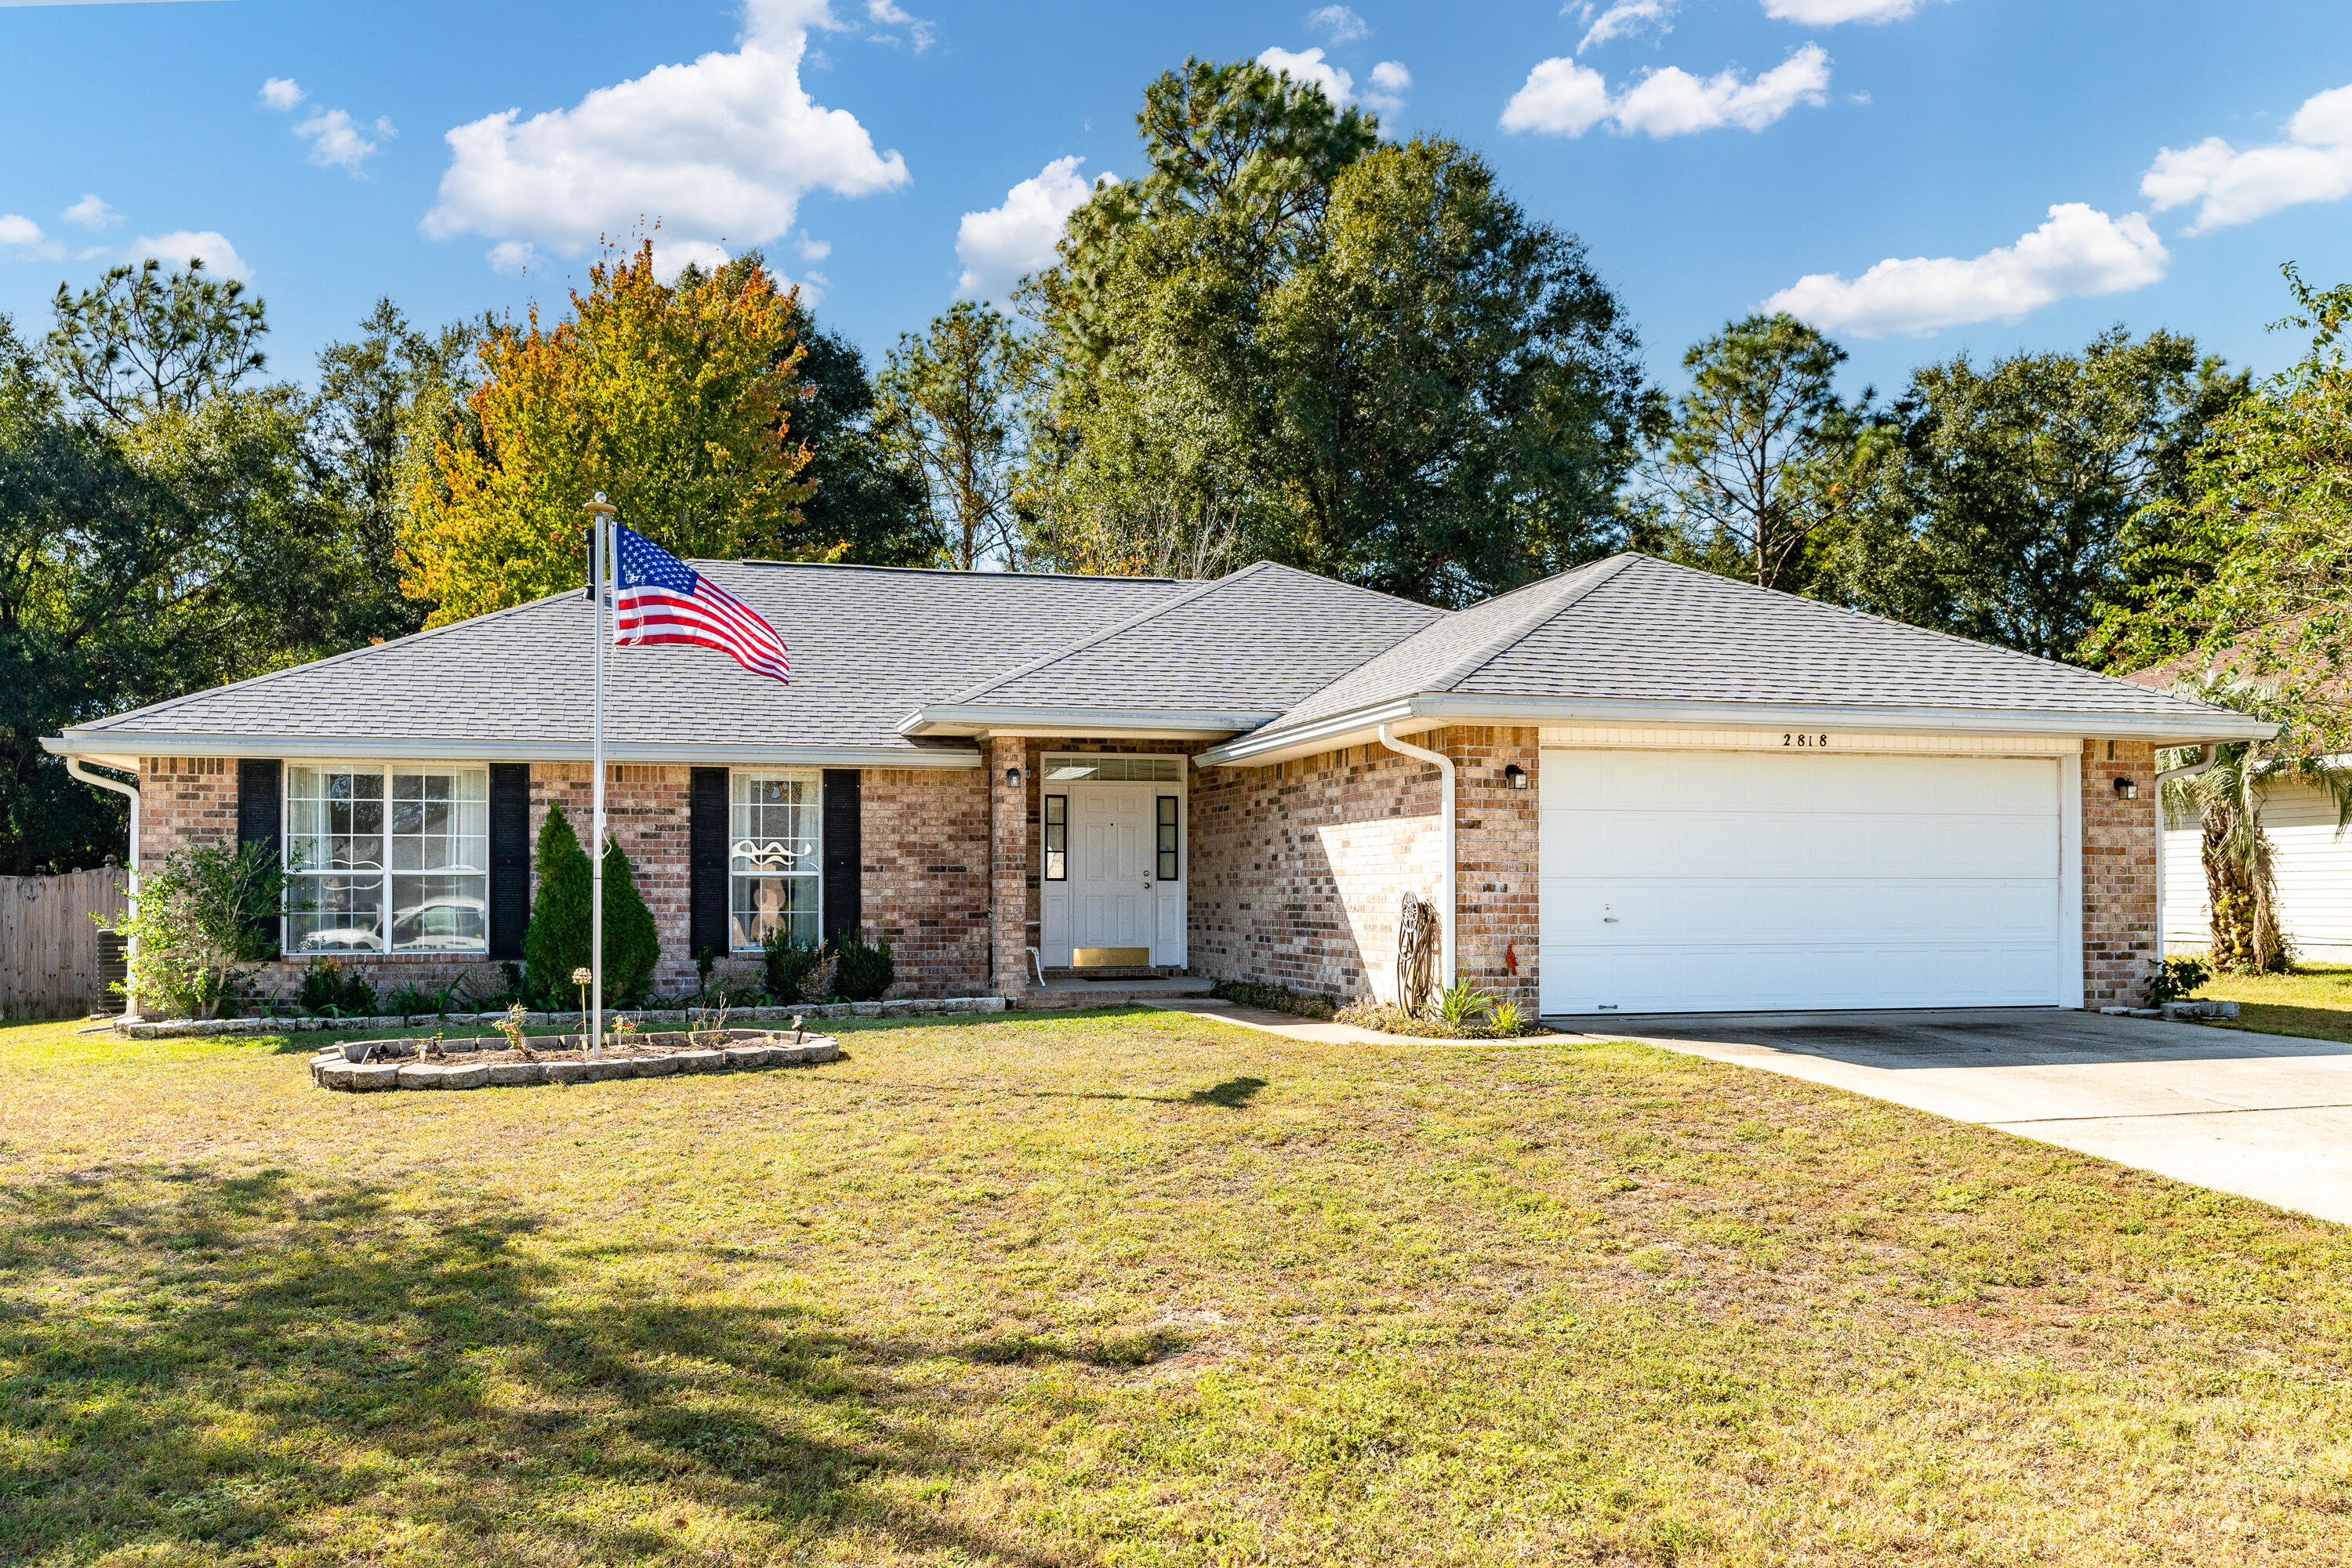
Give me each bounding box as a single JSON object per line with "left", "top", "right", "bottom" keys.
{"left": 938, "top": 561, "right": 1442, "bottom": 714}
{"left": 1256, "top": 553, "right": 2253, "bottom": 734}
{"left": 69, "top": 561, "right": 1184, "bottom": 756}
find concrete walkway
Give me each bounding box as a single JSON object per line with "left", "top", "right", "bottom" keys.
{"left": 1557, "top": 1008, "right": 2352, "bottom": 1226}
{"left": 1141, "top": 997, "right": 1406, "bottom": 1046}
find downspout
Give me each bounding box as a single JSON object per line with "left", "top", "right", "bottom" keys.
{"left": 2154, "top": 745, "right": 2218, "bottom": 965}
{"left": 66, "top": 756, "right": 140, "bottom": 1019}
{"left": 1377, "top": 724, "right": 1454, "bottom": 991}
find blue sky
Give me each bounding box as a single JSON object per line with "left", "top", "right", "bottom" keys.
{"left": 3, "top": 0, "right": 2348, "bottom": 400}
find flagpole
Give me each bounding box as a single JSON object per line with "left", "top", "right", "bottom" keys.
{"left": 586, "top": 492, "right": 616, "bottom": 1060}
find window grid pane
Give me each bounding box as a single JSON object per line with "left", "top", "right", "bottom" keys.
{"left": 1156, "top": 795, "right": 1179, "bottom": 882}
{"left": 283, "top": 765, "right": 489, "bottom": 954}
{"left": 1044, "top": 795, "right": 1066, "bottom": 881}
{"left": 730, "top": 771, "right": 820, "bottom": 951}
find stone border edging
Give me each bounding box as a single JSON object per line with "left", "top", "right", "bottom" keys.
{"left": 118, "top": 995, "right": 1011, "bottom": 1040}
{"left": 310, "top": 1030, "right": 840, "bottom": 1091}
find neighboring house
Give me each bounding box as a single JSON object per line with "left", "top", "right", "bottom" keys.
{"left": 49, "top": 553, "right": 2265, "bottom": 1018}
{"left": 2158, "top": 779, "right": 2352, "bottom": 964}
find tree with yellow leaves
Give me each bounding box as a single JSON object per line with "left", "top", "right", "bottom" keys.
{"left": 400, "top": 242, "right": 818, "bottom": 626}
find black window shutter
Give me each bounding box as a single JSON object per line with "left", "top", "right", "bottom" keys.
{"left": 690, "top": 767, "right": 730, "bottom": 958}
{"left": 236, "top": 759, "right": 282, "bottom": 956}
{"left": 822, "top": 768, "right": 861, "bottom": 945}
{"left": 488, "top": 764, "right": 530, "bottom": 960}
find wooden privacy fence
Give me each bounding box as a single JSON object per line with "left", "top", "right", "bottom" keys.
{"left": 0, "top": 868, "right": 129, "bottom": 1019}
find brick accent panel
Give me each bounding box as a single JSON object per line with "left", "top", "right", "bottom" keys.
{"left": 862, "top": 766, "right": 990, "bottom": 996}
{"left": 1187, "top": 727, "right": 1541, "bottom": 1012}
{"left": 989, "top": 737, "right": 1029, "bottom": 995}
{"left": 2083, "top": 738, "right": 2159, "bottom": 1007}
{"left": 139, "top": 757, "right": 234, "bottom": 866}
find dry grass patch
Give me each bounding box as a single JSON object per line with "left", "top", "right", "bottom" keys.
{"left": 0, "top": 1007, "right": 2347, "bottom": 1565}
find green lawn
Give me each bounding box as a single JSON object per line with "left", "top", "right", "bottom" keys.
{"left": 2198, "top": 962, "right": 2352, "bottom": 1045}
{"left": 2, "top": 1010, "right": 2348, "bottom": 1566}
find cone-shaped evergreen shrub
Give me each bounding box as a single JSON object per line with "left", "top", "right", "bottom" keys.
{"left": 522, "top": 805, "right": 592, "bottom": 1005}
{"left": 599, "top": 839, "right": 661, "bottom": 1004}
{"left": 521, "top": 807, "right": 666, "bottom": 1006}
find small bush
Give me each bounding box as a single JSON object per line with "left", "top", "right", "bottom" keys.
{"left": 297, "top": 958, "right": 376, "bottom": 1017}
{"left": 523, "top": 806, "right": 592, "bottom": 1006}
{"left": 837, "top": 929, "right": 895, "bottom": 1002}
{"left": 118, "top": 840, "right": 291, "bottom": 1018}
{"left": 1208, "top": 979, "right": 1337, "bottom": 1020}
{"left": 762, "top": 928, "right": 823, "bottom": 1000}
{"left": 2147, "top": 954, "right": 2212, "bottom": 1006}
{"left": 1436, "top": 972, "right": 1495, "bottom": 1026}
{"left": 1335, "top": 1001, "right": 1546, "bottom": 1040}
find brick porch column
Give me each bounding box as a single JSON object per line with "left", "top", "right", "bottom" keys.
{"left": 989, "top": 735, "right": 1031, "bottom": 996}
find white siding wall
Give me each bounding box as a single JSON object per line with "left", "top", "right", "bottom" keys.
{"left": 2164, "top": 778, "right": 2352, "bottom": 962}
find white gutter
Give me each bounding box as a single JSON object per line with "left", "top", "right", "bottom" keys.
{"left": 65, "top": 756, "right": 140, "bottom": 1020}
{"left": 1198, "top": 693, "right": 2278, "bottom": 768}
{"left": 1377, "top": 724, "right": 1454, "bottom": 991}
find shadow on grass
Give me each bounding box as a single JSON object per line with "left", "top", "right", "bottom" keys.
{"left": 1188, "top": 1076, "right": 1269, "bottom": 1109}
{"left": 0, "top": 1164, "right": 1074, "bottom": 1565}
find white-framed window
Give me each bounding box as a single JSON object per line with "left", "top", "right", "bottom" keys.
{"left": 1039, "top": 753, "right": 1183, "bottom": 783}
{"left": 731, "top": 770, "right": 822, "bottom": 952}
{"left": 284, "top": 764, "right": 488, "bottom": 954}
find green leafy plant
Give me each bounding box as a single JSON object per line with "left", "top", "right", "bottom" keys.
{"left": 523, "top": 805, "right": 593, "bottom": 1005}
{"left": 761, "top": 928, "right": 824, "bottom": 1003}
{"left": 835, "top": 928, "right": 895, "bottom": 1003}
{"left": 597, "top": 840, "right": 661, "bottom": 1005}
{"left": 1208, "top": 979, "right": 1338, "bottom": 1020}
{"left": 2147, "top": 955, "right": 2212, "bottom": 1007}
{"left": 297, "top": 956, "right": 376, "bottom": 1018}
{"left": 116, "top": 840, "right": 290, "bottom": 1018}
{"left": 1435, "top": 971, "right": 1494, "bottom": 1026}
{"left": 1488, "top": 1001, "right": 1529, "bottom": 1036}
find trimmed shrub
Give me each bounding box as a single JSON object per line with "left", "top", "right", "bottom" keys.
{"left": 836, "top": 928, "right": 895, "bottom": 1002}
{"left": 1208, "top": 979, "right": 1337, "bottom": 1020}
{"left": 522, "top": 805, "right": 592, "bottom": 1006}
{"left": 762, "top": 928, "right": 823, "bottom": 1001}
{"left": 599, "top": 840, "right": 661, "bottom": 1005}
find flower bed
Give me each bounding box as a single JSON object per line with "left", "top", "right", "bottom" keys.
{"left": 118, "top": 995, "right": 1007, "bottom": 1040}
{"left": 308, "top": 1028, "right": 839, "bottom": 1091}
{"left": 1332, "top": 1004, "right": 1548, "bottom": 1040}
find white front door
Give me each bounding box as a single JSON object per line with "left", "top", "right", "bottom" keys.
{"left": 1539, "top": 747, "right": 2067, "bottom": 1016}
{"left": 1038, "top": 763, "right": 1189, "bottom": 969}
{"left": 1073, "top": 785, "right": 1157, "bottom": 956}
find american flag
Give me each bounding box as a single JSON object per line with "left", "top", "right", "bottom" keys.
{"left": 612, "top": 524, "right": 790, "bottom": 684}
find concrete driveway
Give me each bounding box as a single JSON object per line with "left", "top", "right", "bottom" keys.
{"left": 1564, "top": 1008, "right": 2352, "bottom": 1226}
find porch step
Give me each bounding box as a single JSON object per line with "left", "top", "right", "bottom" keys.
{"left": 1015, "top": 975, "right": 1217, "bottom": 1010}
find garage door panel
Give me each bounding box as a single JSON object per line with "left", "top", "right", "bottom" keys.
{"left": 1540, "top": 748, "right": 2065, "bottom": 1015}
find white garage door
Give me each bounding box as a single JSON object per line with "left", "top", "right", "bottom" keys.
{"left": 1539, "top": 748, "right": 2065, "bottom": 1017}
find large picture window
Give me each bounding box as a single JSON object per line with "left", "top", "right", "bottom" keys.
{"left": 731, "top": 771, "right": 821, "bottom": 951}
{"left": 285, "top": 765, "right": 488, "bottom": 953}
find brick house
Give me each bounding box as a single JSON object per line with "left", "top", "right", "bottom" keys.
{"left": 51, "top": 554, "right": 2265, "bottom": 1018}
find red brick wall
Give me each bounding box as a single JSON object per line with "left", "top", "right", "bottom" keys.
{"left": 140, "top": 757, "right": 234, "bottom": 866}
{"left": 862, "top": 765, "right": 991, "bottom": 996}
{"left": 2083, "top": 738, "right": 2159, "bottom": 1007}
{"left": 1186, "top": 727, "right": 1541, "bottom": 1011}
{"left": 531, "top": 763, "right": 695, "bottom": 993}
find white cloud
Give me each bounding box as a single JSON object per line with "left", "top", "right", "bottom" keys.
{"left": 1579, "top": 0, "right": 1677, "bottom": 53}
{"left": 63, "top": 193, "right": 119, "bottom": 228}
{"left": 1500, "top": 58, "right": 1613, "bottom": 136}
{"left": 259, "top": 76, "right": 304, "bottom": 111}
{"left": 649, "top": 240, "right": 733, "bottom": 282}
{"left": 1765, "top": 203, "right": 2168, "bottom": 337}
{"left": 1363, "top": 60, "right": 1410, "bottom": 114}
{"left": 1611, "top": 44, "right": 1831, "bottom": 135}
{"left": 2141, "top": 82, "right": 2352, "bottom": 234}
{"left": 1762, "top": 0, "right": 1938, "bottom": 22}
{"left": 295, "top": 108, "right": 394, "bottom": 172}
{"left": 1308, "top": 4, "right": 1368, "bottom": 42}
{"left": 1502, "top": 45, "right": 1828, "bottom": 137}
{"left": 1258, "top": 45, "right": 1354, "bottom": 107}
{"left": 424, "top": 0, "right": 907, "bottom": 270}
{"left": 956, "top": 154, "right": 1106, "bottom": 302}
{"left": 864, "top": 0, "right": 933, "bottom": 51}
{"left": 796, "top": 235, "right": 832, "bottom": 262}
{"left": 127, "top": 230, "right": 252, "bottom": 282}
{"left": 0, "top": 215, "right": 42, "bottom": 249}
{"left": 487, "top": 240, "right": 536, "bottom": 274}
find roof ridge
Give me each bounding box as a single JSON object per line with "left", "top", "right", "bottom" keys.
{"left": 712, "top": 557, "right": 1188, "bottom": 586}
{"left": 942, "top": 564, "right": 1272, "bottom": 704}
{"left": 1423, "top": 554, "right": 1641, "bottom": 694}
{"left": 1634, "top": 556, "right": 2249, "bottom": 717}
{"left": 76, "top": 590, "right": 578, "bottom": 735}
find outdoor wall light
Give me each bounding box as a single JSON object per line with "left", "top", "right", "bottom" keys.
{"left": 2113, "top": 777, "right": 2138, "bottom": 800}
{"left": 1006, "top": 766, "right": 1022, "bottom": 787}
{"left": 1502, "top": 764, "right": 1529, "bottom": 789}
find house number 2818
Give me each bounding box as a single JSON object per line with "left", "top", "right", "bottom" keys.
{"left": 1783, "top": 733, "right": 1831, "bottom": 748}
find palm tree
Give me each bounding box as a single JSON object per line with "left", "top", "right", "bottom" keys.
{"left": 2163, "top": 674, "right": 2352, "bottom": 972}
